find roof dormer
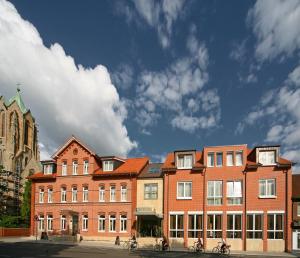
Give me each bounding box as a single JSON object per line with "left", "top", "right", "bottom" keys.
{"left": 101, "top": 156, "right": 125, "bottom": 172}
{"left": 41, "top": 160, "right": 56, "bottom": 175}
{"left": 256, "top": 146, "right": 279, "bottom": 166}
{"left": 174, "top": 150, "right": 196, "bottom": 169}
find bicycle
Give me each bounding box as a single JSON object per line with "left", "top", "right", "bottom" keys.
{"left": 212, "top": 241, "right": 230, "bottom": 255}
{"left": 128, "top": 239, "right": 139, "bottom": 251}
{"left": 188, "top": 239, "right": 204, "bottom": 253}
{"left": 122, "top": 240, "right": 130, "bottom": 250}
{"left": 153, "top": 239, "right": 170, "bottom": 252}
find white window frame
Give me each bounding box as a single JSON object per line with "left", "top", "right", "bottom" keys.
{"left": 169, "top": 214, "right": 184, "bottom": 238}
{"left": 61, "top": 215, "right": 67, "bottom": 231}
{"left": 61, "top": 187, "right": 67, "bottom": 203}
{"left": 120, "top": 215, "right": 127, "bottom": 232}
{"left": 99, "top": 185, "right": 105, "bottom": 202}
{"left": 177, "top": 154, "right": 193, "bottom": 169}
{"left": 298, "top": 203, "right": 300, "bottom": 217}
{"left": 246, "top": 213, "right": 263, "bottom": 239}
{"left": 259, "top": 150, "right": 276, "bottom": 166}
{"left": 72, "top": 160, "right": 78, "bottom": 175}
{"left": 83, "top": 160, "right": 89, "bottom": 175}
{"left": 235, "top": 151, "right": 243, "bottom": 166}
{"left": 83, "top": 186, "right": 88, "bottom": 202}
{"left": 216, "top": 152, "right": 223, "bottom": 167}
{"left": 188, "top": 214, "right": 203, "bottom": 238}
{"left": 47, "top": 215, "right": 53, "bottom": 231}
{"left": 207, "top": 152, "right": 214, "bottom": 167}
{"left": 226, "top": 151, "right": 234, "bottom": 166}
{"left": 227, "top": 181, "right": 242, "bottom": 205}
{"left": 103, "top": 160, "right": 114, "bottom": 171}
{"left": 82, "top": 215, "right": 88, "bottom": 231}
{"left": 47, "top": 188, "right": 53, "bottom": 203}
{"left": 44, "top": 164, "right": 53, "bottom": 175}
{"left": 109, "top": 215, "right": 116, "bottom": 232}
{"left": 39, "top": 189, "right": 44, "bottom": 203}
{"left": 177, "top": 181, "right": 192, "bottom": 199}
{"left": 226, "top": 214, "right": 242, "bottom": 239}
{"left": 121, "top": 185, "right": 127, "bottom": 202}
{"left": 207, "top": 214, "right": 222, "bottom": 239}
{"left": 259, "top": 179, "right": 276, "bottom": 198}
{"left": 110, "top": 185, "right": 116, "bottom": 202}
{"left": 144, "top": 183, "right": 158, "bottom": 200}
{"left": 38, "top": 215, "right": 45, "bottom": 231}
{"left": 267, "top": 213, "right": 284, "bottom": 239}
{"left": 62, "top": 161, "right": 67, "bottom": 176}
{"left": 72, "top": 187, "right": 77, "bottom": 202}
{"left": 207, "top": 181, "right": 223, "bottom": 205}
{"left": 98, "top": 215, "right": 105, "bottom": 232}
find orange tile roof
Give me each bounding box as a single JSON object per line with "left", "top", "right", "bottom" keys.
{"left": 27, "top": 172, "right": 56, "bottom": 180}
{"left": 93, "top": 157, "right": 149, "bottom": 176}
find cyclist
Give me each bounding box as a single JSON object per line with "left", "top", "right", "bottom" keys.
{"left": 161, "top": 235, "right": 169, "bottom": 251}
{"left": 195, "top": 236, "right": 203, "bottom": 251}
{"left": 220, "top": 238, "right": 227, "bottom": 253}
{"left": 130, "top": 234, "right": 137, "bottom": 249}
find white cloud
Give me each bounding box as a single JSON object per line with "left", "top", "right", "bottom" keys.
{"left": 111, "top": 64, "right": 134, "bottom": 90}
{"left": 135, "top": 27, "right": 220, "bottom": 133}
{"left": 248, "top": 0, "right": 300, "bottom": 61}
{"left": 118, "top": 0, "right": 186, "bottom": 48}
{"left": 0, "top": 0, "right": 137, "bottom": 159}
{"left": 229, "top": 39, "right": 247, "bottom": 63}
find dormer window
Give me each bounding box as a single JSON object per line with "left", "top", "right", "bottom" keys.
{"left": 43, "top": 164, "right": 53, "bottom": 175}
{"left": 258, "top": 150, "right": 276, "bottom": 165}
{"left": 103, "top": 160, "right": 114, "bottom": 171}
{"left": 177, "top": 154, "right": 193, "bottom": 169}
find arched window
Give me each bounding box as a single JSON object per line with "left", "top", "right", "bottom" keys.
{"left": 24, "top": 120, "right": 29, "bottom": 146}
{"left": 0, "top": 112, "right": 5, "bottom": 137}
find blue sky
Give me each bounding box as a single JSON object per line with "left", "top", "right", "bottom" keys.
{"left": 0, "top": 0, "right": 299, "bottom": 171}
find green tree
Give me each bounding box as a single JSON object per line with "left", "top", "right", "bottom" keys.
{"left": 20, "top": 178, "right": 32, "bottom": 226}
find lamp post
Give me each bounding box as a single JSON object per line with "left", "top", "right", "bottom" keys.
{"left": 34, "top": 215, "right": 39, "bottom": 241}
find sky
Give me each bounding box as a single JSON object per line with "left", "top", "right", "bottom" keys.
{"left": 0, "top": 0, "right": 299, "bottom": 172}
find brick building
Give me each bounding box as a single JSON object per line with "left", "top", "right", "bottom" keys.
{"left": 162, "top": 145, "right": 292, "bottom": 252}
{"left": 29, "top": 136, "right": 149, "bottom": 241}
{"left": 292, "top": 174, "right": 300, "bottom": 250}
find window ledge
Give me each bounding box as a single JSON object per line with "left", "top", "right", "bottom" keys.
{"left": 259, "top": 196, "right": 277, "bottom": 199}
{"left": 177, "top": 197, "right": 192, "bottom": 200}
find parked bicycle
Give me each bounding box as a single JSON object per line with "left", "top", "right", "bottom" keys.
{"left": 122, "top": 237, "right": 139, "bottom": 251}
{"left": 188, "top": 238, "right": 204, "bottom": 253}
{"left": 212, "top": 239, "right": 230, "bottom": 255}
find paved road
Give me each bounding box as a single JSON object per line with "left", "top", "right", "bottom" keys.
{"left": 0, "top": 242, "right": 297, "bottom": 258}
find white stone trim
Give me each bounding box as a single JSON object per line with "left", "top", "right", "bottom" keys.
{"left": 169, "top": 211, "right": 184, "bottom": 215}
{"left": 188, "top": 211, "right": 203, "bottom": 215}
{"left": 207, "top": 211, "right": 223, "bottom": 214}
{"left": 267, "top": 210, "right": 285, "bottom": 214}
{"left": 246, "top": 210, "right": 264, "bottom": 214}
{"left": 226, "top": 211, "right": 243, "bottom": 214}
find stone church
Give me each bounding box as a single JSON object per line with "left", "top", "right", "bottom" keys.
{"left": 0, "top": 88, "right": 40, "bottom": 215}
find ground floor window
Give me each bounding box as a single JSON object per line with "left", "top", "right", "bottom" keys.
{"left": 227, "top": 214, "right": 242, "bottom": 238}
{"left": 267, "top": 213, "right": 284, "bottom": 239}
{"left": 188, "top": 214, "right": 203, "bottom": 238}
{"left": 98, "top": 215, "right": 105, "bottom": 232}
{"left": 61, "top": 215, "right": 67, "bottom": 231}
{"left": 170, "top": 214, "right": 184, "bottom": 238}
{"left": 120, "top": 215, "right": 127, "bottom": 232}
{"left": 47, "top": 215, "right": 53, "bottom": 231}
{"left": 247, "top": 214, "right": 263, "bottom": 239}
{"left": 82, "top": 215, "right": 88, "bottom": 231}
{"left": 38, "top": 215, "right": 44, "bottom": 231}
{"left": 207, "top": 214, "right": 222, "bottom": 238}
{"left": 109, "top": 215, "right": 116, "bottom": 232}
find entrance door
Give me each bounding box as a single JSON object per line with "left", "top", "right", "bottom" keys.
{"left": 72, "top": 215, "right": 79, "bottom": 235}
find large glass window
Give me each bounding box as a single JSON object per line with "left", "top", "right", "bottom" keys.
{"left": 177, "top": 182, "right": 192, "bottom": 199}
{"left": 259, "top": 151, "right": 275, "bottom": 165}
{"left": 61, "top": 187, "right": 67, "bottom": 202}
{"left": 72, "top": 160, "right": 78, "bottom": 175}
{"left": 177, "top": 154, "right": 193, "bottom": 169}
{"left": 83, "top": 186, "right": 88, "bottom": 202}
{"left": 207, "top": 214, "right": 222, "bottom": 238}
{"left": 216, "top": 153, "right": 223, "bottom": 167}
{"left": 103, "top": 160, "right": 114, "bottom": 171}
{"left": 38, "top": 215, "right": 44, "bottom": 231}
{"left": 207, "top": 153, "right": 214, "bottom": 167}
{"left": 144, "top": 183, "right": 158, "bottom": 199}
{"left": 120, "top": 215, "right": 127, "bottom": 232}
{"left": 121, "top": 185, "right": 127, "bottom": 202}
{"left": 83, "top": 160, "right": 89, "bottom": 175}
{"left": 110, "top": 185, "right": 116, "bottom": 202}
{"left": 207, "top": 181, "right": 222, "bottom": 205}
{"left": 247, "top": 214, "right": 263, "bottom": 239}
{"left": 188, "top": 214, "right": 203, "bottom": 238}
{"left": 227, "top": 214, "right": 242, "bottom": 238}
{"left": 62, "top": 161, "right": 67, "bottom": 176}
{"left": 72, "top": 187, "right": 77, "bottom": 202}
{"left": 99, "top": 185, "right": 105, "bottom": 202}
{"left": 267, "top": 214, "right": 284, "bottom": 239}
{"left": 109, "top": 215, "right": 116, "bottom": 232}
{"left": 235, "top": 151, "right": 243, "bottom": 166}
{"left": 39, "top": 189, "right": 44, "bottom": 203}
{"left": 47, "top": 215, "right": 53, "bottom": 231}
{"left": 47, "top": 188, "right": 53, "bottom": 203}
{"left": 61, "top": 215, "right": 66, "bottom": 231}
{"left": 98, "top": 215, "right": 105, "bottom": 232}
{"left": 170, "top": 214, "right": 184, "bottom": 238}
{"left": 82, "top": 215, "right": 88, "bottom": 231}
{"left": 259, "top": 179, "right": 276, "bottom": 197}
{"left": 226, "top": 152, "right": 234, "bottom": 166}
{"left": 227, "top": 181, "right": 242, "bottom": 205}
